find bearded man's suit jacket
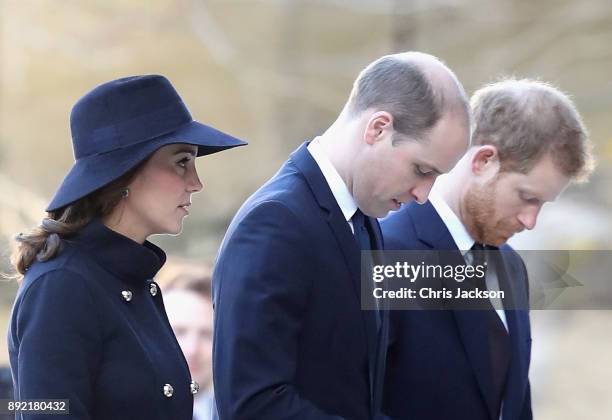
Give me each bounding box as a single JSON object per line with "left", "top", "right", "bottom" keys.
{"left": 380, "top": 200, "right": 532, "bottom": 420}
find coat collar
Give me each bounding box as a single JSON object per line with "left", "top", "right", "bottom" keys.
{"left": 290, "top": 141, "right": 344, "bottom": 216}
{"left": 307, "top": 137, "right": 358, "bottom": 223}
{"left": 428, "top": 189, "right": 475, "bottom": 252}
{"left": 67, "top": 218, "right": 166, "bottom": 284}
{"left": 289, "top": 141, "right": 384, "bottom": 281}
{"left": 410, "top": 201, "right": 460, "bottom": 251}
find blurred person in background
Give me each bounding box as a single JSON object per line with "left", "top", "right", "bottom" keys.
{"left": 156, "top": 257, "right": 217, "bottom": 420}
{"left": 213, "top": 51, "right": 471, "bottom": 419}
{"left": 381, "top": 79, "right": 595, "bottom": 420}
{"left": 7, "top": 75, "right": 245, "bottom": 419}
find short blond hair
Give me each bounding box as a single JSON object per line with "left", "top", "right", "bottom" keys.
{"left": 471, "top": 78, "right": 595, "bottom": 182}
{"left": 155, "top": 256, "right": 212, "bottom": 300}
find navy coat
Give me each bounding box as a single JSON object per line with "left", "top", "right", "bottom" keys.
{"left": 8, "top": 219, "right": 194, "bottom": 419}
{"left": 212, "top": 142, "right": 390, "bottom": 420}
{"left": 380, "top": 201, "right": 532, "bottom": 420}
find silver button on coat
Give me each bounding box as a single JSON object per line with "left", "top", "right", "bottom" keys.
{"left": 149, "top": 283, "right": 158, "bottom": 296}
{"left": 163, "top": 383, "right": 174, "bottom": 397}
{"left": 121, "top": 290, "right": 132, "bottom": 302}
{"left": 190, "top": 380, "right": 199, "bottom": 394}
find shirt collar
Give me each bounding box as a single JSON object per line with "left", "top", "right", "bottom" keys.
{"left": 67, "top": 218, "right": 166, "bottom": 284}
{"left": 428, "top": 184, "right": 475, "bottom": 254}
{"left": 307, "top": 137, "right": 358, "bottom": 222}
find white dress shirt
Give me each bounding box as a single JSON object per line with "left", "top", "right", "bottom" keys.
{"left": 307, "top": 137, "right": 359, "bottom": 232}
{"left": 308, "top": 138, "right": 381, "bottom": 316}
{"left": 429, "top": 185, "right": 508, "bottom": 419}
{"left": 428, "top": 187, "right": 508, "bottom": 331}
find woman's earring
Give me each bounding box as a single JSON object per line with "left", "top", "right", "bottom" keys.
{"left": 122, "top": 188, "right": 130, "bottom": 199}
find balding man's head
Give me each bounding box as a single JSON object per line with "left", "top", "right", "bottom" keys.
{"left": 341, "top": 52, "right": 470, "bottom": 216}
{"left": 346, "top": 51, "right": 470, "bottom": 142}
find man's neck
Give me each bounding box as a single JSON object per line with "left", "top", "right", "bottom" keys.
{"left": 434, "top": 174, "right": 465, "bottom": 225}
{"left": 318, "top": 118, "right": 359, "bottom": 196}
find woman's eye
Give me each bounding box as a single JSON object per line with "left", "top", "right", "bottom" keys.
{"left": 177, "top": 157, "right": 190, "bottom": 168}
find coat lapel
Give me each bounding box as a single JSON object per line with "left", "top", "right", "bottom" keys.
{"left": 495, "top": 249, "right": 531, "bottom": 420}
{"left": 289, "top": 142, "right": 363, "bottom": 304}
{"left": 290, "top": 142, "right": 380, "bottom": 414}
{"left": 410, "top": 202, "right": 499, "bottom": 420}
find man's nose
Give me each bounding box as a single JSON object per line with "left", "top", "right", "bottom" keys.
{"left": 517, "top": 205, "right": 541, "bottom": 230}
{"left": 410, "top": 178, "right": 436, "bottom": 205}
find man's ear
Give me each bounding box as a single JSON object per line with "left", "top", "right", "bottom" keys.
{"left": 364, "top": 111, "right": 393, "bottom": 145}
{"left": 471, "top": 145, "right": 500, "bottom": 175}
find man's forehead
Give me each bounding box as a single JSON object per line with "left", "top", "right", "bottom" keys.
{"left": 503, "top": 158, "right": 571, "bottom": 201}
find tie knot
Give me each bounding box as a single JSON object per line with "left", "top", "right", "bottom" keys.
{"left": 471, "top": 243, "right": 499, "bottom": 252}
{"left": 468, "top": 242, "right": 489, "bottom": 268}
{"left": 471, "top": 242, "right": 487, "bottom": 251}
{"left": 352, "top": 209, "right": 366, "bottom": 228}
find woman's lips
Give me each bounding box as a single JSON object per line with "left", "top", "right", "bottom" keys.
{"left": 178, "top": 203, "right": 191, "bottom": 214}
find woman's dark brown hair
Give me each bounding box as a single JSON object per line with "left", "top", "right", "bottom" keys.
{"left": 11, "top": 163, "right": 145, "bottom": 278}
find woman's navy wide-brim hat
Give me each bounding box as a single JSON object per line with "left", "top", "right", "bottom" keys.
{"left": 46, "top": 74, "right": 247, "bottom": 212}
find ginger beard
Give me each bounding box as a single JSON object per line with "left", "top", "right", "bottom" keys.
{"left": 462, "top": 174, "right": 524, "bottom": 246}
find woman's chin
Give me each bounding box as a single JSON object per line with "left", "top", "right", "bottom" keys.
{"left": 153, "top": 221, "right": 184, "bottom": 237}
{"left": 169, "top": 224, "right": 184, "bottom": 236}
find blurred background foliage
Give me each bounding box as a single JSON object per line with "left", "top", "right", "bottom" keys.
{"left": 1, "top": 0, "right": 611, "bottom": 418}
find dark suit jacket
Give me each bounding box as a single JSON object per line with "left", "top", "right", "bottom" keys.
{"left": 8, "top": 219, "right": 193, "bottom": 420}
{"left": 380, "top": 201, "right": 532, "bottom": 420}
{"left": 213, "top": 142, "right": 389, "bottom": 420}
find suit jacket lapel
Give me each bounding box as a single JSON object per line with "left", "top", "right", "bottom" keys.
{"left": 495, "top": 250, "right": 531, "bottom": 420}
{"left": 289, "top": 142, "right": 364, "bottom": 305}
{"left": 290, "top": 142, "right": 380, "bottom": 413}
{"left": 411, "top": 202, "right": 499, "bottom": 420}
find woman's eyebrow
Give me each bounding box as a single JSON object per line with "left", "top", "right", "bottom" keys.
{"left": 173, "top": 148, "right": 197, "bottom": 156}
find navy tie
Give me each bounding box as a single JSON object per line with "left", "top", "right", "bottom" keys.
{"left": 470, "top": 242, "right": 509, "bottom": 418}
{"left": 352, "top": 208, "right": 382, "bottom": 415}
{"left": 352, "top": 209, "right": 380, "bottom": 321}
{"left": 352, "top": 209, "right": 372, "bottom": 250}
{"left": 469, "top": 242, "right": 488, "bottom": 272}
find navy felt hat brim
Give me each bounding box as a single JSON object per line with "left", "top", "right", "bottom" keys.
{"left": 46, "top": 120, "right": 246, "bottom": 212}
